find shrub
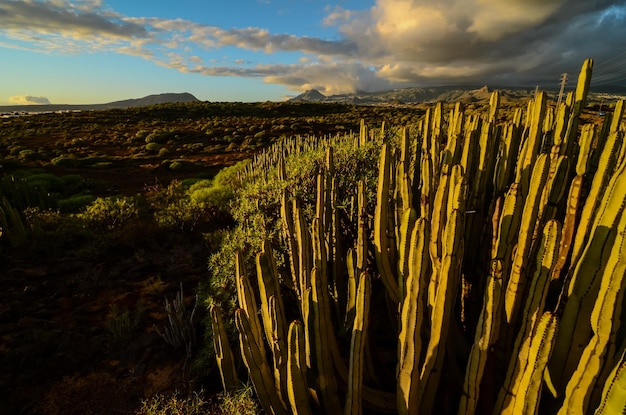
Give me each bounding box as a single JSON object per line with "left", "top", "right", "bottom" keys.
{"left": 189, "top": 180, "right": 234, "bottom": 211}
{"left": 219, "top": 385, "right": 260, "bottom": 415}
{"left": 145, "top": 142, "right": 163, "bottom": 152}
{"left": 168, "top": 160, "right": 184, "bottom": 170}
{"left": 147, "top": 180, "right": 203, "bottom": 231}
{"left": 58, "top": 194, "right": 96, "bottom": 213}
{"left": 137, "top": 390, "right": 212, "bottom": 415}
{"left": 51, "top": 155, "right": 79, "bottom": 168}
{"left": 78, "top": 196, "right": 139, "bottom": 230}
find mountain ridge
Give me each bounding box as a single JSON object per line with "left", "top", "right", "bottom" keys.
{"left": 0, "top": 92, "right": 199, "bottom": 113}
{"left": 289, "top": 85, "right": 626, "bottom": 104}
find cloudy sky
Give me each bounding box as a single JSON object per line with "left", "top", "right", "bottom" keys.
{"left": 1, "top": 0, "right": 625, "bottom": 104}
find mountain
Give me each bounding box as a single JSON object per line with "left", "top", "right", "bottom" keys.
{"left": 98, "top": 92, "right": 199, "bottom": 109}
{"left": 290, "top": 89, "right": 327, "bottom": 102}
{"left": 288, "top": 85, "right": 625, "bottom": 105}
{"left": 288, "top": 85, "right": 537, "bottom": 104}
{"left": 0, "top": 93, "right": 199, "bottom": 114}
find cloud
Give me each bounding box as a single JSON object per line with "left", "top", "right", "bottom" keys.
{"left": 8, "top": 95, "right": 52, "bottom": 105}
{"left": 0, "top": 0, "right": 146, "bottom": 40}
{"left": 337, "top": 0, "right": 626, "bottom": 87}
{"left": 0, "top": 0, "right": 625, "bottom": 95}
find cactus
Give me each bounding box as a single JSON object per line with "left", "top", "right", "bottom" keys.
{"left": 209, "top": 305, "right": 240, "bottom": 393}
{"left": 418, "top": 165, "right": 467, "bottom": 414}
{"left": 594, "top": 349, "right": 626, "bottom": 415}
{"left": 235, "top": 251, "right": 264, "bottom": 347}
{"left": 495, "top": 220, "right": 561, "bottom": 413}
{"left": 557, "top": 205, "right": 626, "bottom": 414}
{"left": 571, "top": 130, "right": 623, "bottom": 265}
{"left": 281, "top": 190, "right": 300, "bottom": 296}
{"left": 345, "top": 272, "right": 372, "bottom": 415}
{"left": 562, "top": 58, "right": 593, "bottom": 157}
{"left": 373, "top": 143, "right": 400, "bottom": 303}
{"left": 550, "top": 159, "right": 626, "bottom": 392}
{"left": 510, "top": 312, "right": 558, "bottom": 415}
{"left": 235, "top": 309, "right": 288, "bottom": 415}
{"left": 286, "top": 321, "right": 312, "bottom": 415}
{"left": 309, "top": 264, "right": 343, "bottom": 414}
{"left": 215, "top": 59, "right": 616, "bottom": 415}
{"left": 420, "top": 152, "right": 434, "bottom": 219}
{"left": 504, "top": 153, "right": 550, "bottom": 329}
{"left": 516, "top": 91, "right": 547, "bottom": 199}
{"left": 550, "top": 175, "right": 583, "bottom": 281}
{"left": 458, "top": 259, "right": 503, "bottom": 415}
{"left": 397, "top": 218, "right": 430, "bottom": 415}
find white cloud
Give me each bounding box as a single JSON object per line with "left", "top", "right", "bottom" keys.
{"left": 8, "top": 95, "right": 52, "bottom": 105}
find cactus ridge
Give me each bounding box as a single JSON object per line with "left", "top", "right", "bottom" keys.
{"left": 594, "top": 349, "right": 626, "bottom": 415}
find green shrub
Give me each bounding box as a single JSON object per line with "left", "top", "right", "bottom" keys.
{"left": 27, "top": 173, "right": 65, "bottom": 193}
{"left": 168, "top": 160, "right": 185, "bottom": 170}
{"left": 78, "top": 196, "right": 139, "bottom": 230}
{"left": 137, "top": 390, "right": 212, "bottom": 415}
{"left": 58, "top": 194, "right": 96, "bottom": 213}
{"left": 189, "top": 182, "right": 233, "bottom": 211}
{"left": 147, "top": 180, "right": 203, "bottom": 231}
{"left": 18, "top": 149, "right": 38, "bottom": 161}
{"left": 219, "top": 385, "right": 260, "bottom": 415}
{"left": 145, "top": 142, "right": 163, "bottom": 152}
{"left": 51, "top": 155, "right": 79, "bottom": 168}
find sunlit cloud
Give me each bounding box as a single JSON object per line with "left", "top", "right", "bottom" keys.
{"left": 8, "top": 95, "right": 52, "bottom": 105}
{"left": 0, "top": 0, "right": 624, "bottom": 95}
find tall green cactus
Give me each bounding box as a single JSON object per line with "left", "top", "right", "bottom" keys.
{"left": 235, "top": 309, "right": 288, "bottom": 415}
{"left": 345, "top": 272, "right": 372, "bottom": 415}
{"left": 373, "top": 143, "right": 400, "bottom": 303}
{"left": 209, "top": 304, "right": 240, "bottom": 393}
{"left": 558, "top": 205, "right": 626, "bottom": 414}
{"left": 418, "top": 165, "right": 467, "bottom": 414}
{"left": 458, "top": 259, "right": 503, "bottom": 415}
{"left": 397, "top": 218, "right": 430, "bottom": 415}
{"left": 550, "top": 158, "right": 626, "bottom": 392}
{"left": 286, "top": 321, "right": 312, "bottom": 415}
{"left": 594, "top": 349, "right": 626, "bottom": 415}
{"left": 495, "top": 220, "right": 561, "bottom": 413}
{"left": 504, "top": 153, "right": 550, "bottom": 329}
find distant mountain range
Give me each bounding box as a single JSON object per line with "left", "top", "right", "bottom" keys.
{"left": 3, "top": 86, "right": 624, "bottom": 115}
{"left": 0, "top": 93, "right": 199, "bottom": 113}
{"left": 289, "top": 85, "right": 626, "bottom": 105}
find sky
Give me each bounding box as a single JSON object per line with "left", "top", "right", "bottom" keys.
{"left": 1, "top": 0, "right": 625, "bottom": 104}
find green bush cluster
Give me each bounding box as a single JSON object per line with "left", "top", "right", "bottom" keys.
{"left": 77, "top": 196, "right": 140, "bottom": 230}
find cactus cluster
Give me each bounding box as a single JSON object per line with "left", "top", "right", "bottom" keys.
{"left": 210, "top": 59, "right": 626, "bottom": 414}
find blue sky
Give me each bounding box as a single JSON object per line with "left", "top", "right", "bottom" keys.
{"left": 1, "top": 0, "right": 625, "bottom": 104}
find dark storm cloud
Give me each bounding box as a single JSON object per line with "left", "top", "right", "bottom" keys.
{"left": 0, "top": 0, "right": 147, "bottom": 39}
